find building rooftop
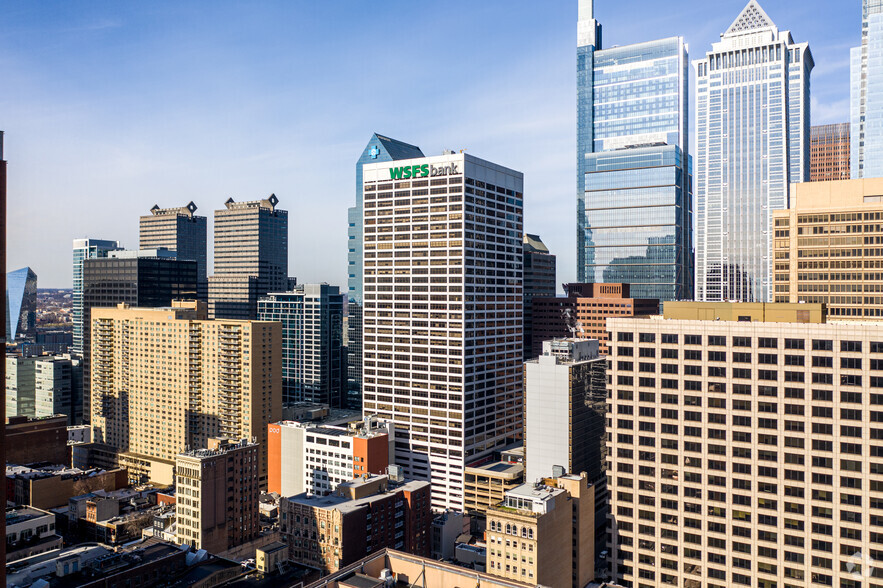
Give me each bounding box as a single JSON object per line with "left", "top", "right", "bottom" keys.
{"left": 177, "top": 438, "right": 257, "bottom": 460}
{"left": 286, "top": 479, "right": 428, "bottom": 515}
{"left": 661, "top": 301, "right": 826, "bottom": 323}
{"left": 6, "top": 506, "right": 53, "bottom": 526}
{"left": 465, "top": 461, "right": 523, "bottom": 479}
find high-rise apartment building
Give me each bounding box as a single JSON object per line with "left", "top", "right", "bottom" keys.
{"left": 258, "top": 284, "right": 344, "bottom": 406}
{"left": 175, "top": 438, "right": 260, "bottom": 554}
{"left": 695, "top": 0, "right": 813, "bottom": 302}
{"left": 209, "top": 195, "right": 289, "bottom": 320}
{"left": 486, "top": 474, "right": 594, "bottom": 587}
{"left": 851, "top": 0, "right": 883, "bottom": 179}
{"left": 811, "top": 123, "right": 851, "bottom": 181}
{"left": 577, "top": 1, "right": 692, "bottom": 302}
{"left": 281, "top": 474, "right": 431, "bottom": 574}
{"left": 361, "top": 152, "right": 524, "bottom": 510}
{"left": 267, "top": 416, "right": 393, "bottom": 497}
{"left": 140, "top": 202, "right": 208, "bottom": 301}
{"left": 72, "top": 238, "right": 121, "bottom": 355}
{"left": 89, "top": 301, "right": 281, "bottom": 487}
{"left": 773, "top": 177, "right": 883, "bottom": 318}
{"left": 603, "top": 301, "right": 883, "bottom": 587}
{"left": 6, "top": 267, "right": 36, "bottom": 342}
{"left": 522, "top": 234, "right": 555, "bottom": 360}
{"left": 531, "top": 283, "right": 658, "bottom": 356}
{"left": 348, "top": 135, "right": 424, "bottom": 411}
{"left": 81, "top": 250, "right": 197, "bottom": 424}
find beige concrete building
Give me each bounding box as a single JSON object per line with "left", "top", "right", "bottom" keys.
{"left": 773, "top": 177, "right": 883, "bottom": 318}
{"left": 89, "top": 301, "right": 281, "bottom": 486}
{"left": 176, "top": 438, "right": 260, "bottom": 553}
{"left": 608, "top": 301, "right": 883, "bottom": 587}
{"left": 486, "top": 474, "right": 594, "bottom": 587}
{"left": 464, "top": 460, "right": 523, "bottom": 517}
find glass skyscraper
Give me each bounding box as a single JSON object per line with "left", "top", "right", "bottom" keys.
{"left": 851, "top": 0, "right": 883, "bottom": 179}
{"left": 695, "top": 0, "right": 812, "bottom": 302}
{"left": 577, "top": 10, "right": 692, "bottom": 301}
{"left": 6, "top": 267, "right": 37, "bottom": 342}
{"left": 71, "top": 238, "right": 121, "bottom": 354}
{"left": 258, "top": 284, "right": 344, "bottom": 407}
{"left": 346, "top": 134, "right": 423, "bottom": 410}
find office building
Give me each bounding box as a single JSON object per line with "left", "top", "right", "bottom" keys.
{"left": 531, "top": 283, "right": 658, "bottom": 356}
{"left": 5, "top": 414, "right": 69, "bottom": 466}
{"left": 524, "top": 339, "right": 606, "bottom": 485}
{"left": 5, "top": 506, "right": 63, "bottom": 563}
{"left": 6, "top": 266, "right": 36, "bottom": 342}
{"left": 577, "top": 0, "right": 692, "bottom": 303}
{"left": 5, "top": 356, "right": 81, "bottom": 425}
{"left": 140, "top": 201, "right": 208, "bottom": 300}
{"left": 302, "top": 548, "right": 534, "bottom": 588}
{"left": 464, "top": 460, "right": 524, "bottom": 518}
{"left": 522, "top": 234, "right": 555, "bottom": 360}
{"left": 267, "top": 416, "right": 393, "bottom": 497}
{"left": 258, "top": 284, "right": 345, "bottom": 406}
{"left": 281, "top": 474, "right": 431, "bottom": 574}
{"left": 695, "top": 1, "right": 813, "bottom": 302}
{"left": 348, "top": 134, "right": 424, "bottom": 411}
{"left": 6, "top": 356, "right": 36, "bottom": 418}
{"left": 811, "top": 123, "right": 851, "bottom": 181}
{"left": 486, "top": 474, "right": 594, "bottom": 587}
{"left": 773, "top": 177, "right": 883, "bottom": 318}
{"left": 209, "top": 195, "right": 289, "bottom": 320}
{"left": 176, "top": 438, "right": 260, "bottom": 554}
{"left": 89, "top": 301, "right": 281, "bottom": 487}
{"left": 1, "top": 131, "right": 6, "bottom": 566}
{"left": 603, "top": 301, "right": 883, "bottom": 587}
{"left": 81, "top": 249, "right": 197, "bottom": 424}
{"left": 72, "top": 238, "right": 122, "bottom": 355}
{"left": 35, "top": 355, "right": 83, "bottom": 424}
{"left": 361, "top": 152, "right": 524, "bottom": 510}
{"left": 851, "top": 0, "right": 883, "bottom": 179}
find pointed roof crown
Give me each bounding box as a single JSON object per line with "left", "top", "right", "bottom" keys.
{"left": 725, "top": 0, "right": 777, "bottom": 36}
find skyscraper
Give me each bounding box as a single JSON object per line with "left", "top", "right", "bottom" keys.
{"left": 72, "top": 238, "right": 121, "bottom": 355}
{"left": 90, "top": 301, "right": 281, "bottom": 487}
{"left": 140, "top": 202, "right": 208, "bottom": 301}
{"left": 851, "top": 0, "right": 883, "bottom": 179}
{"left": 810, "top": 123, "right": 851, "bottom": 181}
{"left": 6, "top": 267, "right": 36, "bottom": 342}
{"left": 258, "top": 284, "right": 345, "bottom": 406}
{"left": 695, "top": 0, "right": 813, "bottom": 302}
{"left": 361, "top": 152, "right": 523, "bottom": 510}
{"left": 81, "top": 249, "right": 197, "bottom": 424}
{"left": 347, "top": 135, "right": 424, "bottom": 410}
{"left": 522, "top": 234, "right": 556, "bottom": 360}
{"left": 577, "top": 4, "right": 692, "bottom": 301}
{"left": 208, "top": 195, "right": 289, "bottom": 320}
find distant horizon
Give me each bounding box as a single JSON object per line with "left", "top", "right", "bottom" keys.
{"left": 4, "top": 0, "right": 860, "bottom": 290}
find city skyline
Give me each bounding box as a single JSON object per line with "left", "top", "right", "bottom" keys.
{"left": 3, "top": 0, "right": 860, "bottom": 288}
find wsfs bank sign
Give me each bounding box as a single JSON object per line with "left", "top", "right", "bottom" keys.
{"left": 389, "top": 162, "right": 459, "bottom": 180}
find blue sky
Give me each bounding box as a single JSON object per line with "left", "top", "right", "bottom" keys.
{"left": 2, "top": 0, "right": 859, "bottom": 288}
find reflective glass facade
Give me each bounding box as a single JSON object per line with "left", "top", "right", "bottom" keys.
{"left": 258, "top": 284, "right": 344, "bottom": 407}
{"left": 347, "top": 134, "right": 423, "bottom": 410}
{"left": 71, "top": 238, "right": 121, "bottom": 354}
{"left": 851, "top": 1, "right": 883, "bottom": 179}
{"left": 578, "top": 35, "right": 692, "bottom": 302}
{"left": 695, "top": 1, "right": 812, "bottom": 302}
{"left": 6, "top": 267, "right": 36, "bottom": 342}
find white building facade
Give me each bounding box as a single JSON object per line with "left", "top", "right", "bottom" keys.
{"left": 695, "top": 0, "right": 812, "bottom": 303}
{"left": 361, "top": 152, "right": 524, "bottom": 510}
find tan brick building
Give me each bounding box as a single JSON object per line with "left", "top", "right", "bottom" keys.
{"left": 486, "top": 474, "right": 594, "bottom": 587}
{"left": 773, "top": 177, "right": 883, "bottom": 318}
{"left": 607, "top": 301, "right": 883, "bottom": 587}
{"left": 89, "top": 301, "right": 281, "bottom": 486}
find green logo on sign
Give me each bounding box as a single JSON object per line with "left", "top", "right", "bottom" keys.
{"left": 389, "top": 165, "right": 429, "bottom": 180}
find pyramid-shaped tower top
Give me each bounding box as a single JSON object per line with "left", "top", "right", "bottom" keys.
{"left": 725, "top": 0, "right": 777, "bottom": 36}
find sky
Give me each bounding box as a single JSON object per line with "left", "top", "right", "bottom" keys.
{"left": 2, "top": 0, "right": 860, "bottom": 289}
